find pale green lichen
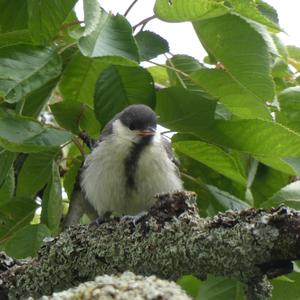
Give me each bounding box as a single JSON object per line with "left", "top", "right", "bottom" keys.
{"left": 4, "top": 193, "right": 296, "bottom": 300}
{"left": 37, "top": 271, "right": 191, "bottom": 300}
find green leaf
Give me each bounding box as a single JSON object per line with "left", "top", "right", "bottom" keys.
{"left": 0, "top": 30, "right": 32, "bottom": 47}
{"left": 78, "top": 10, "right": 139, "bottom": 63}
{"left": 193, "top": 13, "right": 274, "bottom": 101}
{"left": 0, "top": 149, "right": 15, "bottom": 186}
{"left": 196, "top": 119, "right": 300, "bottom": 158}
{"left": 64, "top": 158, "right": 82, "bottom": 199}
{"left": 0, "top": 109, "right": 72, "bottom": 153}
{"left": 272, "top": 273, "right": 300, "bottom": 300}
{"left": 59, "top": 52, "right": 107, "bottom": 105}
{"left": 154, "top": 0, "right": 228, "bottom": 22}
{"left": 251, "top": 164, "right": 289, "bottom": 207}
{"left": 22, "top": 78, "right": 59, "bottom": 118}
{"left": 191, "top": 69, "right": 271, "bottom": 120}
{"left": 228, "top": 0, "right": 280, "bottom": 32}
{"left": 174, "top": 140, "right": 246, "bottom": 184}
{"left": 135, "top": 31, "right": 169, "bottom": 61}
{"left": 0, "top": 166, "right": 15, "bottom": 200}
{"left": 16, "top": 150, "right": 57, "bottom": 198}
{"left": 94, "top": 65, "right": 155, "bottom": 125}
{"left": 155, "top": 87, "right": 216, "bottom": 133}
{"left": 41, "top": 162, "right": 63, "bottom": 234}
{"left": 147, "top": 66, "right": 169, "bottom": 87}
{"left": 257, "top": 1, "right": 279, "bottom": 25}
{"left": 198, "top": 275, "right": 246, "bottom": 300}
{"left": 27, "top": 0, "right": 77, "bottom": 44}
{"left": 82, "top": 0, "right": 102, "bottom": 36}
{"left": 167, "top": 55, "right": 204, "bottom": 91}
{"left": 287, "top": 45, "right": 300, "bottom": 71}
{"left": 51, "top": 100, "right": 100, "bottom": 138}
{"left": 177, "top": 275, "right": 202, "bottom": 298}
{"left": 206, "top": 185, "right": 250, "bottom": 211}
{"left": 4, "top": 224, "right": 50, "bottom": 258}
{"left": 260, "top": 181, "right": 300, "bottom": 210}
{"left": 0, "top": 197, "right": 37, "bottom": 241}
{"left": 0, "top": 44, "right": 62, "bottom": 103}
{"left": 0, "top": 0, "right": 28, "bottom": 32}
{"left": 277, "top": 87, "right": 300, "bottom": 133}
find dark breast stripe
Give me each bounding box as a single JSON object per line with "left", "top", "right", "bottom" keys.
{"left": 124, "top": 136, "right": 152, "bottom": 190}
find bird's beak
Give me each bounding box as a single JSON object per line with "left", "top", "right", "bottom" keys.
{"left": 137, "top": 127, "right": 156, "bottom": 137}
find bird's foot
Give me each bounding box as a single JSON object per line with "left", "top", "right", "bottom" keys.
{"left": 121, "top": 211, "right": 148, "bottom": 226}
{"left": 89, "top": 211, "right": 111, "bottom": 227}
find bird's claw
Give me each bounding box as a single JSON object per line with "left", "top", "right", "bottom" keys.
{"left": 121, "top": 211, "right": 147, "bottom": 226}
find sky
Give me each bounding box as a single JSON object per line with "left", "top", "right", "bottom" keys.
{"left": 75, "top": 0, "right": 300, "bottom": 63}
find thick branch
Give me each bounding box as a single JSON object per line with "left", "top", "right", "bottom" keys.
{"left": 1, "top": 192, "right": 300, "bottom": 300}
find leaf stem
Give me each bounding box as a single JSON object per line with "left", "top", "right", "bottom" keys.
{"left": 146, "top": 60, "right": 190, "bottom": 78}
{"left": 124, "top": 0, "right": 139, "bottom": 17}
{"left": 133, "top": 15, "right": 156, "bottom": 31}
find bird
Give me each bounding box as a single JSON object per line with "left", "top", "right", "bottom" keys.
{"left": 80, "top": 104, "right": 183, "bottom": 219}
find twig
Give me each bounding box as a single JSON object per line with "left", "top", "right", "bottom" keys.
{"left": 133, "top": 15, "right": 156, "bottom": 31}
{"left": 60, "top": 20, "right": 84, "bottom": 32}
{"left": 124, "top": 0, "right": 139, "bottom": 17}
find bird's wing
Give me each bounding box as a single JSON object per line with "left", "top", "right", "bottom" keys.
{"left": 161, "top": 135, "right": 181, "bottom": 177}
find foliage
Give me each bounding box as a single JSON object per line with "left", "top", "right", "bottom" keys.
{"left": 0, "top": 0, "right": 300, "bottom": 298}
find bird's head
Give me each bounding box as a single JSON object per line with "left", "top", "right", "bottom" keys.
{"left": 112, "top": 105, "right": 157, "bottom": 144}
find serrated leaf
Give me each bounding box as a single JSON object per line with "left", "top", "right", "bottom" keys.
{"left": 154, "top": 0, "right": 228, "bottom": 22}
{"left": 228, "top": 0, "right": 280, "bottom": 32}
{"left": 194, "top": 13, "right": 274, "bottom": 101}
{"left": 257, "top": 1, "right": 279, "bottom": 25}
{"left": 0, "top": 0, "right": 28, "bottom": 32}
{"left": 50, "top": 100, "right": 100, "bottom": 138}
{"left": 82, "top": 0, "right": 102, "bottom": 36}
{"left": 22, "top": 78, "right": 59, "bottom": 118}
{"left": 59, "top": 52, "right": 107, "bottom": 105}
{"left": 41, "top": 162, "right": 63, "bottom": 234}
{"left": 174, "top": 140, "right": 246, "bottom": 184}
{"left": 78, "top": 10, "right": 139, "bottom": 63}
{"left": 135, "top": 31, "right": 169, "bottom": 61}
{"left": 191, "top": 69, "right": 271, "bottom": 120}
{"left": 0, "top": 197, "right": 37, "bottom": 241}
{"left": 0, "top": 44, "right": 62, "bottom": 103}
{"left": 167, "top": 55, "right": 204, "bottom": 91}
{"left": 156, "top": 87, "right": 216, "bottom": 133}
{"left": 16, "top": 150, "right": 57, "bottom": 198}
{"left": 27, "top": 0, "right": 77, "bottom": 44}
{"left": 196, "top": 119, "right": 300, "bottom": 158}
{"left": 0, "top": 109, "right": 72, "bottom": 153}
{"left": 260, "top": 181, "right": 300, "bottom": 210}
{"left": 94, "top": 65, "right": 155, "bottom": 125}
{"left": 4, "top": 224, "right": 50, "bottom": 258}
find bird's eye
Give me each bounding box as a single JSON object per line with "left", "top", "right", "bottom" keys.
{"left": 129, "top": 123, "right": 136, "bottom": 130}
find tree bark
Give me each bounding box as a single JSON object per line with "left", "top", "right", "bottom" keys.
{"left": 1, "top": 191, "right": 300, "bottom": 300}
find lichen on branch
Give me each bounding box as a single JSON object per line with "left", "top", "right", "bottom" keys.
{"left": 1, "top": 191, "right": 300, "bottom": 300}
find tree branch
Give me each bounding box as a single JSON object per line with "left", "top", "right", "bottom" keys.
{"left": 1, "top": 192, "right": 300, "bottom": 300}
